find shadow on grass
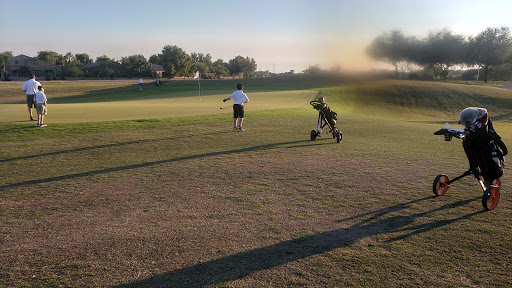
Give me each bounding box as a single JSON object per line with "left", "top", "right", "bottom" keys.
{"left": 0, "top": 138, "right": 332, "bottom": 190}
{"left": 492, "top": 111, "right": 512, "bottom": 122}
{"left": 0, "top": 130, "right": 232, "bottom": 163}
{"left": 114, "top": 196, "right": 484, "bottom": 288}
{"left": 48, "top": 83, "right": 230, "bottom": 104}
{"left": 410, "top": 111, "right": 512, "bottom": 125}
{"left": 43, "top": 78, "right": 333, "bottom": 104}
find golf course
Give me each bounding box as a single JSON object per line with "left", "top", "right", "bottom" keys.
{"left": 1, "top": 78, "right": 511, "bottom": 287}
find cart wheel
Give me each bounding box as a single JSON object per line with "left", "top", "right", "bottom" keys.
{"left": 336, "top": 130, "right": 342, "bottom": 143}
{"left": 433, "top": 174, "right": 450, "bottom": 196}
{"left": 482, "top": 185, "right": 500, "bottom": 211}
{"left": 492, "top": 178, "right": 501, "bottom": 189}
{"left": 310, "top": 130, "right": 317, "bottom": 141}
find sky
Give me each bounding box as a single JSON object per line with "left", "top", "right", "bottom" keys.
{"left": 2, "top": 0, "right": 512, "bottom": 73}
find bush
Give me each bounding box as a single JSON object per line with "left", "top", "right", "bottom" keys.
{"left": 489, "top": 64, "right": 512, "bottom": 81}
{"left": 408, "top": 71, "right": 433, "bottom": 80}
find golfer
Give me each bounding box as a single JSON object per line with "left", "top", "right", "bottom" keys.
{"left": 21, "top": 74, "right": 41, "bottom": 121}
{"left": 223, "top": 83, "right": 249, "bottom": 131}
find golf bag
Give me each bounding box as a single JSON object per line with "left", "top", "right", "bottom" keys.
{"left": 433, "top": 108, "right": 507, "bottom": 210}
{"left": 463, "top": 119, "right": 507, "bottom": 184}
{"left": 310, "top": 97, "right": 342, "bottom": 143}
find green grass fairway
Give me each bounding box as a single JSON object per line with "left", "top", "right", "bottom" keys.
{"left": 1, "top": 79, "right": 511, "bottom": 287}
{"left": 0, "top": 90, "right": 317, "bottom": 123}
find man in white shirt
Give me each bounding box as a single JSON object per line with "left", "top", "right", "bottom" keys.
{"left": 223, "top": 83, "right": 249, "bottom": 131}
{"left": 21, "top": 74, "right": 41, "bottom": 121}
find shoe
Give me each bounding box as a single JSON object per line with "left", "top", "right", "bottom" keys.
{"left": 39, "top": 124, "right": 47, "bottom": 127}
{"left": 30, "top": 116, "right": 34, "bottom": 121}
{"left": 233, "top": 127, "right": 239, "bottom": 130}
{"left": 35, "top": 123, "right": 40, "bottom": 127}
{"left": 239, "top": 127, "right": 245, "bottom": 132}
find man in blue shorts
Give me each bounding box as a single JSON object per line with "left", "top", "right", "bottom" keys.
{"left": 223, "top": 83, "right": 249, "bottom": 131}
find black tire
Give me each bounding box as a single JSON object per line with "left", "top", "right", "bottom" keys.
{"left": 336, "top": 130, "right": 342, "bottom": 143}
{"left": 310, "top": 130, "right": 317, "bottom": 141}
{"left": 433, "top": 174, "right": 449, "bottom": 196}
{"left": 482, "top": 185, "right": 500, "bottom": 211}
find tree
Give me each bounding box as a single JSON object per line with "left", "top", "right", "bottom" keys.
{"left": 467, "top": 26, "right": 512, "bottom": 83}
{"left": 190, "top": 52, "right": 214, "bottom": 77}
{"left": 158, "top": 45, "right": 193, "bottom": 78}
{"left": 63, "top": 66, "right": 82, "bottom": 79}
{"left": 75, "top": 53, "right": 92, "bottom": 65}
{"left": 211, "top": 59, "right": 229, "bottom": 78}
{"left": 63, "top": 52, "right": 80, "bottom": 66}
{"left": 60, "top": 52, "right": 83, "bottom": 78}
{"left": 0, "top": 51, "right": 13, "bottom": 69}
{"left": 0, "top": 51, "right": 13, "bottom": 80}
{"left": 191, "top": 52, "right": 212, "bottom": 66}
{"left": 97, "top": 63, "right": 115, "bottom": 79}
{"left": 96, "top": 55, "right": 115, "bottom": 63}
{"left": 149, "top": 54, "right": 160, "bottom": 64}
{"left": 412, "top": 29, "right": 466, "bottom": 80}
{"left": 193, "top": 62, "right": 208, "bottom": 77}
{"left": 302, "top": 65, "right": 322, "bottom": 75}
{"left": 366, "top": 30, "right": 415, "bottom": 78}
{"left": 227, "top": 56, "right": 257, "bottom": 78}
{"left": 489, "top": 63, "right": 512, "bottom": 81}
{"left": 121, "top": 54, "right": 149, "bottom": 76}
{"left": 37, "top": 50, "right": 63, "bottom": 65}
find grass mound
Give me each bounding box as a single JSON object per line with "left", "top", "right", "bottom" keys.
{"left": 322, "top": 80, "right": 512, "bottom": 121}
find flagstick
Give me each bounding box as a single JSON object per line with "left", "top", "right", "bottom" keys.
{"left": 194, "top": 71, "right": 201, "bottom": 103}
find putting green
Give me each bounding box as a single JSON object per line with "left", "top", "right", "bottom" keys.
{"left": 0, "top": 90, "right": 318, "bottom": 123}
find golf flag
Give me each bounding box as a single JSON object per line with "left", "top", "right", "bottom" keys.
{"left": 194, "top": 71, "right": 201, "bottom": 103}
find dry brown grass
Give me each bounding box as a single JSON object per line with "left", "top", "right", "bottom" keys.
{"left": 2, "top": 110, "right": 511, "bottom": 287}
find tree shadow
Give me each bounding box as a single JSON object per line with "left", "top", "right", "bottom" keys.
{"left": 0, "top": 138, "right": 333, "bottom": 190}
{"left": 114, "top": 195, "right": 484, "bottom": 288}
{"left": 0, "top": 130, "right": 232, "bottom": 163}
{"left": 30, "top": 78, "right": 327, "bottom": 105}
{"left": 491, "top": 111, "right": 512, "bottom": 122}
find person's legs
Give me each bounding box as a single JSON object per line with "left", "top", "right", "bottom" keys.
{"left": 233, "top": 104, "right": 241, "bottom": 129}
{"left": 36, "top": 104, "right": 44, "bottom": 126}
{"left": 27, "top": 95, "right": 34, "bottom": 120}
{"left": 237, "top": 105, "right": 245, "bottom": 129}
{"left": 237, "top": 118, "right": 245, "bottom": 131}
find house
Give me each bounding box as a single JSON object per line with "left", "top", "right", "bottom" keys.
{"left": 149, "top": 63, "right": 164, "bottom": 78}
{"left": 7, "top": 54, "right": 61, "bottom": 79}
